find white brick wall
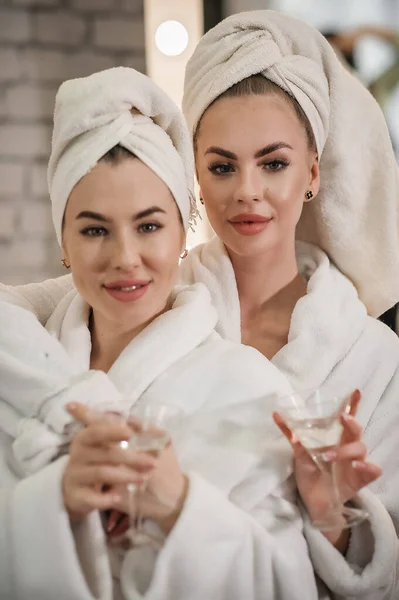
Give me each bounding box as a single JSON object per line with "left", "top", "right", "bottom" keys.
{"left": 0, "top": 123, "right": 51, "bottom": 158}
{"left": 6, "top": 85, "right": 56, "bottom": 119}
{"left": 0, "top": 9, "right": 31, "bottom": 42}
{"left": 34, "top": 12, "right": 87, "bottom": 46}
{"left": 0, "top": 164, "right": 25, "bottom": 196}
{"left": 0, "top": 0, "right": 146, "bottom": 284}
{"left": 94, "top": 17, "right": 145, "bottom": 50}
{"left": 0, "top": 204, "right": 17, "bottom": 242}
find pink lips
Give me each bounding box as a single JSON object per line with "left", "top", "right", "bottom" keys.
{"left": 103, "top": 280, "right": 150, "bottom": 303}
{"left": 229, "top": 213, "right": 272, "bottom": 236}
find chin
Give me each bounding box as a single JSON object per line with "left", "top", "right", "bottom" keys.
{"left": 221, "top": 231, "right": 278, "bottom": 259}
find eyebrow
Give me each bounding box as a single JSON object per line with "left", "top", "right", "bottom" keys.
{"left": 205, "top": 142, "right": 293, "bottom": 160}
{"left": 205, "top": 146, "right": 237, "bottom": 160}
{"left": 76, "top": 206, "right": 166, "bottom": 222}
{"left": 254, "top": 142, "right": 293, "bottom": 158}
{"left": 76, "top": 210, "right": 110, "bottom": 222}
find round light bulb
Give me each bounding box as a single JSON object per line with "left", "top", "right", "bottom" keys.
{"left": 155, "top": 20, "right": 188, "bottom": 57}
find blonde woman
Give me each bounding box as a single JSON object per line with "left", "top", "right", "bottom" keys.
{"left": 1, "top": 11, "right": 398, "bottom": 599}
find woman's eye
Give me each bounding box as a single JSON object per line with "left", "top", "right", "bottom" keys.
{"left": 138, "top": 223, "right": 161, "bottom": 234}
{"left": 81, "top": 226, "right": 108, "bottom": 237}
{"left": 209, "top": 163, "right": 234, "bottom": 175}
{"left": 264, "top": 159, "right": 289, "bottom": 171}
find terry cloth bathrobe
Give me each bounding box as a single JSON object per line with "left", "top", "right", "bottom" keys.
{"left": 0, "top": 282, "right": 323, "bottom": 600}
{"left": 180, "top": 9, "right": 399, "bottom": 599}
{"left": 1, "top": 12, "right": 399, "bottom": 598}
{"left": 0, "top": 65, "right": 318, "bottom": 600}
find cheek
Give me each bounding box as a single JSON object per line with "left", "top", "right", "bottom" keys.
{"left": 148, "top": 234, "right": 182, "bottom": 276}
{"left": 66, "top": 236, "right": 106, "bottom": 295}
{"left": 267, "top": 168, "right": 308, "bottom": 214}
{"left": 198, "top": 174, "right": 230, "bottom": 217}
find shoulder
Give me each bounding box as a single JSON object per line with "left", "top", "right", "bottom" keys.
{"left": 0, "top": 274, "right": 75, "bottom": 323}
{"left": 45, "top": 287, "right": 80, "bottom": 329}
{"left": 363, "top": 315, "right": 399, "bottom": 358}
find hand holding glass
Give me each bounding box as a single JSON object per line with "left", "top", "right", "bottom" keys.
{"left": 276, "top": 389, "right": 369, "bottom": 531}
{"left": 122, "top": 402, "right": 183, "bottom": 547}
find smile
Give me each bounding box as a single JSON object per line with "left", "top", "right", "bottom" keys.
{"left": 115, "top": 285, "right": 143, "bottom": 291}
{"left": 103, "top": 280, "right": 150, "bottom": 303}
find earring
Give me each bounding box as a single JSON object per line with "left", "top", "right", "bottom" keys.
{"left": 305, "top": 190, "right": 313, "bottom": 200}
{"left": 199, "top": 196, "right": 204, "bottom": 205}
{"left": 61, "top": 258, "right": 70, "bottom": 269}
{"left": 180, "top": 249, "right": 188, "bottom": 260}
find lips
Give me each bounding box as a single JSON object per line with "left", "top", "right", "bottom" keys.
{"left": 229, "top": 213, "right": 272, "bottom": 236}
{"left": 103, "top": 280, "right": 150, "bottom": 303}
{"left": 229, "top": 213, "right": 271, "bottom": 224}
{"left": 104, "top": 280, "right": 149, "bottom": 291}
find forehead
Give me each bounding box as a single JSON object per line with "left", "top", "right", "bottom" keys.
{"left": 197, "top": 94, "right": 307, "bottom": 153}
{"left": 67, "top": 159, "right": 176, "bottom": 215}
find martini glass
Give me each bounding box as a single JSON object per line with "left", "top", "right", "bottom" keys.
{"left": 277, "top": 389, "right": 368, "bottom": 531}
{"left": 122, "top": 402, "right": 183, "bottom": 547}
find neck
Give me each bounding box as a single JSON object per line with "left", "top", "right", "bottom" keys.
{"left": 229, "top": 240, "right": 307, "bottom": 358}
{"left": 228, "top": 240, "right": 300, "bottom": 310}
{"left": 89, "top": 302, "right": 169, "bottom": 373}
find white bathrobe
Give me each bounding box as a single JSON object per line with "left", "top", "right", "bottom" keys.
{"left": 0, "top": 282, "right": 324, "bottom": 600}
{"left": 0, "top": 244, "right": 398, "bottom": 599}
{"left": 179, "top": 237, "right": 399, "bottom": 599}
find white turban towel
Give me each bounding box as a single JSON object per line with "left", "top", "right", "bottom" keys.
{"left": 48, "top": 67, "right": 197, "bottom": 243}
{"left": 183, "top": 10, "right": 399, "bottom": 317}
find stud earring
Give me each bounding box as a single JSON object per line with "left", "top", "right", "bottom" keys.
{"left": 180, "top": 249, "right": 188, "bottom": 260}
{"left": 61, "top": 258, "right": 70, "bottom": 269}
{"left": 199, "top": 196, "right": 204, "bottom": 205}
{"left": 305, "top": 190, "right": 313, "bottom": 200}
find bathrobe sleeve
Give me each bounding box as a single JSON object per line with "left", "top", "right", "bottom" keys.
{"left": 0, "top": 274, "right": 74, "bottom": 323}
{"left": 0, "top": 300, "right": 123, "bottom": 475}
{"left": 300, "top": 363, "right": 399, "bottom": 599}
{"left": 301, "top": 489, "right": 398, "bottom": 599}
{"left": 119, "top": 472, "right": 319, "bottom": 600}
{"left": 0, "top": 454, "right": 113, "bottom": 600}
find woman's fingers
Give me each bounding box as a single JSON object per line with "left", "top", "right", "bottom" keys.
{"left": 79, "top": 445, "right": 157, "bottom": 471}
{"left": 67, "top": 402, "right": 101, "bottom": 425}
{"left": 69, "top": 464, "right": 147, "bottom": 487}
{"left": 323, "top": 441, "right": 367, "bottom": 462}
{"left": 69, "top": 488, "right": 122, "bottom": 516}
{"left": 273, "top": 412, "right": 294, "bottom": 441}
{"left": 348, "top": 389, "right": 361, "bottom": 418}
{"left": 340, "top": 413, "right": 363, "bottom": 446}
{"left": 352, "top": 461, "right": 382, "bottom": 484}
{"left": 74, "top": 421, "right": 132, "bottom": 448}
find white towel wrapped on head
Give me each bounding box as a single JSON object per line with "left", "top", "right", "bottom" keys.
{"left": 49, "top": 66, "right": 197, "bottom": 243}
{"left": 183, "top": 10, "right": 399, "bottom": 317}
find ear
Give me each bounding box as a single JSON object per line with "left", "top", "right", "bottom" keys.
{"left": 305, "top": 154, "right": 320, "bottom": 202}
{"left": 61, "top": 238, "right": 70, "bottom": 266}
{"left": 180, "top": 229, "right": 187, "bottom": 255}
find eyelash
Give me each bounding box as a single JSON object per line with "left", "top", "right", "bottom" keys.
{"left": 208, "top": 159, "right": 290, "bottom": 175}
{"left": 80, "top": 223, "right": 163, "bottom": 237}
{"left": 80, "top": 226, "right": 107, "bottom": 237}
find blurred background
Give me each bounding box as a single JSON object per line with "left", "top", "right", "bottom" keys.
{"left": 0, "top": 0, "right": 398, "bottom": 284}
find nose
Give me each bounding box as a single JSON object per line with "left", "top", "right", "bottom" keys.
{"left": 109, "top": 231, "right": 141, "bottom": 272}
{"left": 233, "top": 167, "right": 264, "bottom": 204}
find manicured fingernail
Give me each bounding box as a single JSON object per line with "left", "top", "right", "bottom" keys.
{"left": 342, "top": 413, "right": 352, "bottom": 422}
{"left": 352, "top": 460, "right": 366, "bottom": 470}
{"left": 291, "top": 433, "right": 299, "bottom": 444}
{"left": 67, "top": 402, "right": 77, "bottom": 410}
{"left": 322, "top": 451, "right": 337, "bottom": 461}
